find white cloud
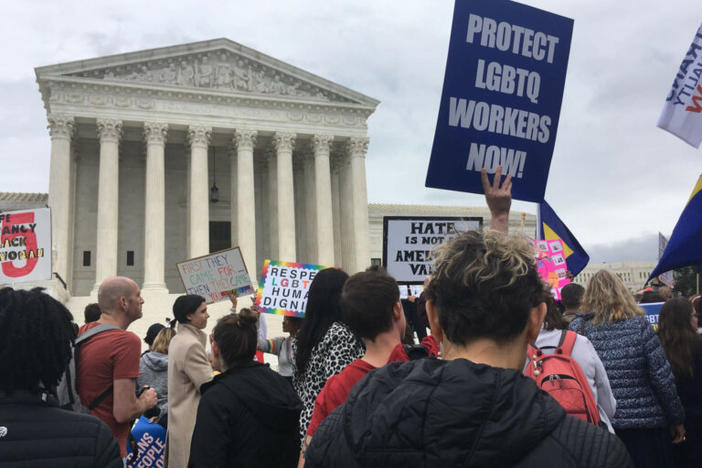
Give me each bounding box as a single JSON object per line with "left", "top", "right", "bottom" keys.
{"left": 1, "top": 0, "right": 701, "bottom": 263}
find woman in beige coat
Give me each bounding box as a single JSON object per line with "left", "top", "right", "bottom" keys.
{"left": 166, "top": 295, "right": 213, "bottom": 468}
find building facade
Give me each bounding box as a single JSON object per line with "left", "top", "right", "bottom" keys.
{"left": 34, "top": 39, "right": 379, "bottom": 324}
{"left": 571, "top": 261, "right": 656, "bottom": 293}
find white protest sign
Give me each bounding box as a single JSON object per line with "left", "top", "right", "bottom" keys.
{"left": 0, "top": 208, "right": 52, "bottom": 283}
{"left": 176, "top": 247, "right": 254, "bottom": 304}
{"left": 383, "top": 216, "right": 482, "bottom": 283}
{"left": 255, "top": 260, "right": 330, "bottom": 317}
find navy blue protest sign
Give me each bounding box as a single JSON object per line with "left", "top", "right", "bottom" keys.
{"left": 426, "top": 0, "right": 573, "bottom": 202}
{"left": 641, "top": 302, "right": 663, "bottom": 329}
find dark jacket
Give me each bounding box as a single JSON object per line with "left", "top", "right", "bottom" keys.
{"left": 0, "top": 390, "right": 121, "bottom": 468}
{"left": 306, "top": 358, "right": 631, "bottom": 468}
{"left": 188, "top": 360, "right": 302, "bottom": 468}
{"left": 570, "top": 314, "right": 685, "bottom": 429}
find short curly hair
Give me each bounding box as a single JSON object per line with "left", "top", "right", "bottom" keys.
{"left": 0, "top": 287, "right": 75, "bottom": 393}
{"left": 424, "top": 230, "right": 545, "bottom": 345}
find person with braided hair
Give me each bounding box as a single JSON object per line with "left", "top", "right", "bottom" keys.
{"left": 0, "top": 287, "right": 121, "bottom": 467}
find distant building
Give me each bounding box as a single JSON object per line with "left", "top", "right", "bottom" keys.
{"left": 572, "top": 261, "right": 656, "bottom": 293}
{"left": 0, "top": 192, "right": 47, "bottom": 212}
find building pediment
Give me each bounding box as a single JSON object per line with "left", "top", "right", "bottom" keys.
{"left": 35, "top": 38, "right": 379, "bottom": 109}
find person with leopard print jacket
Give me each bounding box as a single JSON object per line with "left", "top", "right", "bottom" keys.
{"left": 292, "top": 268, "right": 365, "bottom": 442}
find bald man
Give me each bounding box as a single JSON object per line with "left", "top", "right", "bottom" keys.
{"left": 76, "top": 276, "right": 158, "bottom": 459}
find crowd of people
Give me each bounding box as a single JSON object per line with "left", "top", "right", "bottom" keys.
{"left": 1, "top": 169, "right": 702, "bottom": 467}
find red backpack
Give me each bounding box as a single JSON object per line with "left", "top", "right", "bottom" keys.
{"left": 525, "top": 330, "right": 601, "bottom": 426}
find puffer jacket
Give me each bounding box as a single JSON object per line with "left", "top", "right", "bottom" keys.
{"left": 137, "top": 351, "right": 169, "bottom": 417}
{"left": 0, "top": 390, "right": 121, "bottom": 468}
{"left": 188, "top": 360, "right": 302, "bottom": 468}
{"left": 570, "top": 314, "right": 684, "bottom": 429}
{"left": 306, "top": 358, "right": 631, "bottom": 467}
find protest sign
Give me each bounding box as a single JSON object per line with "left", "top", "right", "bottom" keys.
{"left": 176, "top": 247, "right": 254, "bottom": 304}
{"left": 399, "top": 284, "right": 424, "bottom": 299}
{"left": 255, "top": 260, "right": 330, "bottom": 317}
{"left": 658, "top": 24, "right": 702, "bottom": 148}
{"left": 0, "top": 208, "right": 52, "bottom": 283}
{"left": 384, "top": 216, "right": 482, "bottom": 283}
{"left": 641, "top": 302, "right": 663, "bottom": 330}
{"left": 425, "top": 0, "right": 573, "bottom": 202}
{"left": 534, "top": 238, "right": 570, "bottom": 300}
{"left": 127, "top": 416, "right": 166, "bottom": 468}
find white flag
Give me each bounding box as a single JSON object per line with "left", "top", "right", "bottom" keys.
{"left": 658, "top": 24, "right": 702, "bottom": 148}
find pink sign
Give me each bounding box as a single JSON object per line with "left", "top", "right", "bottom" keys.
{"left": 534, "top": 239, "right": 571, "bottom": 301}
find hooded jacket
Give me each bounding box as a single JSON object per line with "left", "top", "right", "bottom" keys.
{"left": 136, "top": 351, "right": 169, "bottom": 416}
{"left": 0, "top": 390, "right": 121, "bottom": 468}
{"left": 306, "top": 358, "right": 631, "bottom": 468}
{"left": 188, "top": 360, "right": 302, "bottom": 468}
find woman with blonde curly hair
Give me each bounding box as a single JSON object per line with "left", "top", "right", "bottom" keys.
{"left": 569, "top": 270, "right": 685, "bottom": 467}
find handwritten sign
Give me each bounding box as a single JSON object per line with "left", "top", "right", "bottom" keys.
{"left": 255, "top": 260, "right": 330, "bottom": 317}
{"left": 534, "top": 239, "right": 570, "bottom": 300}
{"left": 0, "top": 208, "right": 51, "bottom": 283}
{"left": 425, "top": 0, "right": 573, "bottom": 202}
{"left": 177, "top": 247, "right": 254, "bottom": 304}
{"left": 383, "top": 216, "right": 482, "bottom": 283}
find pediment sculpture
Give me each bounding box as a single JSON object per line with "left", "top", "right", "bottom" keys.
{"left": 68, "top": 50, "right": 354, "bottom": 103}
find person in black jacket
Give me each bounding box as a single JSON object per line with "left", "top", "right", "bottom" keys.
{"left": 188, "top": 309, "right": 302, "bottom": 468}
{"left": 0, "top": 287, "right": 121, "bottom": 468}
{"left": 305, "top": 168, "right": 632, "bottom": 468}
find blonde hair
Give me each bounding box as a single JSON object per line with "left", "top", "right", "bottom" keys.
{"left": 151, "top": 327, "right": 176, "bottom": 354}
{"left": 582, "top": 270, "right": 643, "bottom": 325}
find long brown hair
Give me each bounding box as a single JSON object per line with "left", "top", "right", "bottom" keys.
{"left": 658, "top": 298, "right": 701, "bottom": 380}
{"left": 581, "top": 270, "right": 643, "bottom": 325}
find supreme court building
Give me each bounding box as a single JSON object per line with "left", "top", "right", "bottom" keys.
{"left": 35, "top": 38, "right": 378, "bottom": 320}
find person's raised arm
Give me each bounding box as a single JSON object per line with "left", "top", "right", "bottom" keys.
{"left": 481, "top": 166, "right": 512, "bottom": 234}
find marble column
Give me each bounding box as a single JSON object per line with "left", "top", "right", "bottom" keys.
{"left": 338, "top": 152, "right": 355, "bottom": 273}
{"left": 47, "top": 115, "right": 75, "bottom": 287}
{"left": 187, "top": 126, "right": 211, "bottom": 258}
{"left": 303, "top": 151, "right": 317, "bottom": 262}
{"left": 93, "top": 119, "right": 122, "bottom": 292}
{"left": 228, "top": 145, "right": 238, "bottom": 247}
{"left": 331, "top": 154, "right": 343, "bottom": 268}
{"left": 142, "top": 122, "right": 168, "bottom": 291}
{"left": 273, "top": 132, "right": 296, "bottom": 262}
{"left": 312, "top": 134, "right": 335, "bottom": 265}
{"left": 266, "top": 146, "right": 278, "bottom": 261}
{"left": 348, "top": 137, "right": 370, "bottom": 273}
{"left": 234, "top": 129, "right": 257, "bottom": 277}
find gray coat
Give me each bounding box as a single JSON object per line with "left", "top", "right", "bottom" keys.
{"left": 136, "top": 351, "right": 169, "bottom": 417}
{"left": 569, "top": 315, "right": 684, "bottom": 429}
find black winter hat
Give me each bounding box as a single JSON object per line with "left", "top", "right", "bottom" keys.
{"left": 173, "top": 294, "right": 205, "bottom": 324}
{"left": 144, "top": 323, "right": 165, "bottom": 345}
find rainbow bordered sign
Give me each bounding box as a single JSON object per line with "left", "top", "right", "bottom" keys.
{"left": 255, "top": 260, "right": 332, "bottom": 317}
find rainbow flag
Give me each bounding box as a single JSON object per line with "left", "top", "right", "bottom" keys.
{"left": 649, "top": 175, "right": 702, "bottom": 280}
{"left": 537, "top": 200, "right": 589, "bottom": 276}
